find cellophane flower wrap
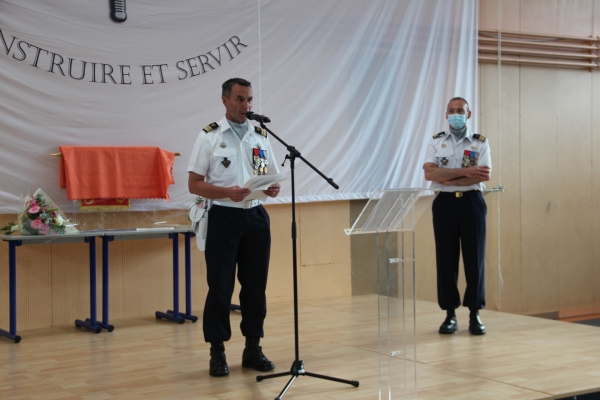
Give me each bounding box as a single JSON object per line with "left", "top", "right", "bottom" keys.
{"left": 15, "top": 189, "right": 78, "bottom": 235}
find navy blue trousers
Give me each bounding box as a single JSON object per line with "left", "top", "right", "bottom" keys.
{"left": 432, "top": 191, "right": 486, "bottom": 311}
{"left": 203, "top": 204, "right": 271, "bottom": 343}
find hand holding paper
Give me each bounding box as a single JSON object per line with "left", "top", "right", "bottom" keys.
{"left": 263, "top": 183, "right": 280, "bottom": 198}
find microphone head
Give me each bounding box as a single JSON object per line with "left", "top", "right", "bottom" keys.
{"left": 245, "top": 111, "right": 271, "bottom": 123}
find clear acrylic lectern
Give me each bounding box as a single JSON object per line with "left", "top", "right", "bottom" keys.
{"left": 345, "top": 188, "right": 436, "bottom": 400}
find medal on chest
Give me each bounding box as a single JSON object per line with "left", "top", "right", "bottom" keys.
{"left": 252, "top": 148, "right": 268, "bottom": 175}
{"left": 462, "top": 150, "right": 479, "bottom": 167}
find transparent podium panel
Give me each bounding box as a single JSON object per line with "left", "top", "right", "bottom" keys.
{"left": 346, "top": 189, "right": 435, "bottom": 400}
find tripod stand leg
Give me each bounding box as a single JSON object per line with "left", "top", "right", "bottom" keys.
{"left": 304, "top": 371, "right": 359, "bottom": 387}
{"left": 274, "top": 374, "right": 298, "bottom": 400}
{"left": 257, "top": 371, "right": 292, "bottom": 381}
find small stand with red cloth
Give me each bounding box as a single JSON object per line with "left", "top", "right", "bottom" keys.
{"left": 59, "top": 146, "right": 176, "bottom": 211}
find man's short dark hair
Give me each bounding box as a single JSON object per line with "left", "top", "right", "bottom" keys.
{"left": 448, "top": 97, "right": 469, "bottom": 112}
{"left": 222, "top": 78, "right": 251, "bottom": 98}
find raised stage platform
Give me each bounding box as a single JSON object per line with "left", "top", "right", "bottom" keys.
{"left": 1, "top": 295, "right": 600, "bottom": 399}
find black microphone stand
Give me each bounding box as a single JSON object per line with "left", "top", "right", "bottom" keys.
{"left": 256, "top": 121, "right": 359, "bottom": 400}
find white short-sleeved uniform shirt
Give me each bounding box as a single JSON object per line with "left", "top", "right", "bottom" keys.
{"left": 187, "top": 117, "right": 280, "bottom": 205}
{"left": 424, "top": 130, "right": 492, "bottom": 192}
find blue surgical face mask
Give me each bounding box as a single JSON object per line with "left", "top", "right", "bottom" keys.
{"left": 447, "top": 113, "right": 467, "bottom": 130}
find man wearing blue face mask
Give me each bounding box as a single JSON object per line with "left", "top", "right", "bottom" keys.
{"left": 423, "top": 97, "right": 491, "bottom": 335}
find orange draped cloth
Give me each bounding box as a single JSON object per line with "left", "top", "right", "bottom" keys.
{"left": 59, "top": 146, "right": 175, "bottom": 200}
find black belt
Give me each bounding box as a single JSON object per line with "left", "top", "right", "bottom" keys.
{"left": 438, "top": 190, "right": 480, "bottom": 198}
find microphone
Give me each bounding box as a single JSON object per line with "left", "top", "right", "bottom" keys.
{"left": 246, "top": 111, "right": 271, "bottom": 124}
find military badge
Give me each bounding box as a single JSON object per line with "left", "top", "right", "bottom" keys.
{"left": 441, "top": 157, "right": 448, "bottom": 165}
{"left": 221, "top": 157, "right": 231, "bottom": 168}
{"left": 220, "top": 142, "right": 227, "bottom": 148}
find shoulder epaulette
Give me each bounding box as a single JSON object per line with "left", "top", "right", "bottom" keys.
{"left": 432, "top": 131, "right": 445, "bottom": 139}
{"left": 473, "top": 134, "right": 487, "bottom": 142}
{"left": 254, "top": 126, "right": 267, "bottom": 137}
{"left": 202, "top": 122, "right": 219, "bottom": 133}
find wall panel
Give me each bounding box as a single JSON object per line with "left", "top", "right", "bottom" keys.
{"left": 592, "top": 2, "right": 600, "bottom": 315}
{"left": 51, "top": 240, "right": 97, "bottom": 326}
{"left": 480, "top": 0, "right": 521, "bottom": 31}
{"left": 298, "top": 201, "right": 351, "bottom": 300}
{"left": 556, "top": 70, "right": 594, "bottom": 315}
{"left": 520, "top": 65, "right": 560, "bottom": 315}
{"left": 479, "top": 62, "right": 523, "bottom": 314}
{"left": 414, "top": 210, "right": 437, "bottom": 304}
{"left": 264, "top": 204, "right": 295, "bottom": 303}
{"left": 521, "top": 0, "right": 558, "bottom": 34}
{"left": 21, "top": 245, "right": 53, "bottom": 329}
{"left": 558, "top": 0, "right": 594, "bottom": 36}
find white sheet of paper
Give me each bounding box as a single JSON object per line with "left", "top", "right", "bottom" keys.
{"left": 243, "top": 173, "right": 287, "bottom": 200}
{"left": 243, "top": 174, "right": 287, "bottom": 190}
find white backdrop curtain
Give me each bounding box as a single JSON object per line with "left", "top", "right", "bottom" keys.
{"left": 0, "top": 0, "right": 477, "bottom": 212}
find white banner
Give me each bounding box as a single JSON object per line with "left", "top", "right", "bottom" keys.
{"left": 0, "top": 0, "right": 477, "bottom": 212}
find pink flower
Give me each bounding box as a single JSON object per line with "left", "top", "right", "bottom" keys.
{"left": 38, "top": 223, "right": 50, "bottom": 234}
{"left": 30, "top": 219, "right": 43, "bottom": 229}
{"left": 29, "top": 204, "right": 40, "bottom": 214}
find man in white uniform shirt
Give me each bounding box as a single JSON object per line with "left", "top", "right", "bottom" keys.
{"left": 423, "top": 97, "right": 491, "bottom": 336}
{"left": 187, "top": 78, "right": 280, "bottom": 377}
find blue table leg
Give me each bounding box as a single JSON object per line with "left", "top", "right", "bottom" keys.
{"left": 76, "top": 237, "right": 102, "bottom": 333}
{"left": 95, "top": 235, "right": 114, "bottom": 332}
{"left": 176, "top": 232, "right": 198, "bottom": 322}
{"left": 0, "top": 240, "right": 22, "bottom": 343}
{"left": 156, "top": 233, "right": 184, "bottom": 323}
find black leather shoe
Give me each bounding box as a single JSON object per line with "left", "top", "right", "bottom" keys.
{"left": 242, "top": 337, "right": 275, "bottom": 372}
{"left": 469, "top": 314, "right": 486, "bottom": 335}
{"left": 209, "top": 342, "right": 229, "bottom": 377}
{"left": 439, "top": 315, "right": 458, "bottom": 334}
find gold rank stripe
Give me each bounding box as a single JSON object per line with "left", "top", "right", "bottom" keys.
{"left": 203, "top": 122, "right": 219, "bottom": 133}
{"left": 254, "top": 126, "right": 267, "bottom": 137}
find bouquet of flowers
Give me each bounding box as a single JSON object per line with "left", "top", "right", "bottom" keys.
{"left": 1, "top": 189, "right": 78, "bottom": 235}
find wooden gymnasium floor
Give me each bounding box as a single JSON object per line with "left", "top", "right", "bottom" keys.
{"left": 2, "top": 295, "right": 600, "bottom": 400}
